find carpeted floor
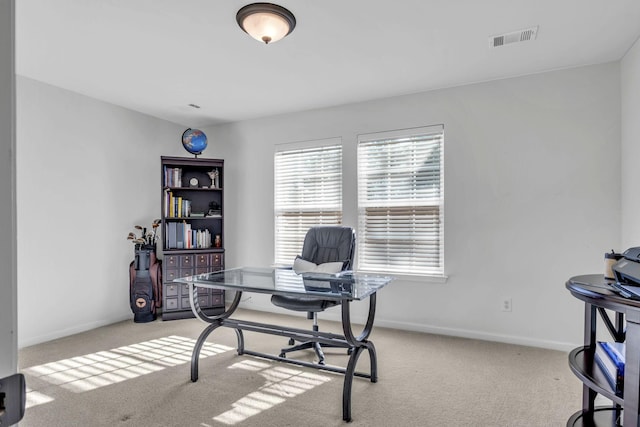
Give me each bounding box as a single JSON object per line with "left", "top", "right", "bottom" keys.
{"left": 19, "top": 309, "right": 583, "bottom": 426}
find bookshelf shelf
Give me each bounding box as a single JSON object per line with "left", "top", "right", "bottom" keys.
{"left": 160, "top": 156, "right": 225, "bottom": 320}
{"left": 164, "top": 217, "right": 223, "bottom": 221}
{"left": 568, "top": 346, "right": 624, "bottom": 405}
{"left": 567, "top": 407, "right": 623, "bottom": 426}
{"left": 164, "top": 187, "right": 223, "bottom": 191}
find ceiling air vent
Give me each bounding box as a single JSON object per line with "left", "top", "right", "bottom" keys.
{"left": 490, "top": 26, "right": 538, "bottom": 48}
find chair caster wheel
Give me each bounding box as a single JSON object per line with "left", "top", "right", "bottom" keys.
{"left": 279, "top": 353, "right": 286, "bottom": 358}
{"left": 288, "top": 338, "right": 295, "bottom": 345}
{"left": 347, "top": 348, "right": 353, "bottom": 355}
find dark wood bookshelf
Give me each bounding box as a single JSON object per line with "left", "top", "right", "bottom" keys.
{"left": 160, "top": 156, "right": 225, "bottom": 320}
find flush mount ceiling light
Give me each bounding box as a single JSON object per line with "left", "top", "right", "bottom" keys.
{"left": 236, "top": 3, "right": 296, "bottom": 44}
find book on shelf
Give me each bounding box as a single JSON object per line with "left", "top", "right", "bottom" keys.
{"left": 196, "top": 229, "right": 212, "bottom": 248}
{"left": 163, "top": 166, "right": 183, "bottom": 187}
{"left": 594, "top": 341, "right": 625, "bottom": 395}
{"left": 177, "top": 196, "right": 181, "bottom": 217}
{"left": 176, "top": 222, "right": 184, "bottom": 249}
{"left": 165, "top": 191, "right": 176, "bottom": 218}
{"left": 167, "top": 222, "right": 177, "bottom": 249}
{"left": 164, "top": 191, "right": 192, "bottom": 218}
{"left": 164, "top": 222, "right": 212, "bottom": 250}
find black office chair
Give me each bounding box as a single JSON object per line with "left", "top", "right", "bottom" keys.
{"left": 271, "top": 226, "right": 356, "bottom": 364}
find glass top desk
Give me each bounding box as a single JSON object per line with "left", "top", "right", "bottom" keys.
{"left": 175, "top": 267, "right": 393, "bottom": 422}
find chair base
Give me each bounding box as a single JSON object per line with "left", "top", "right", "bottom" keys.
{"left": 278, "top": 324, "right": 352, "bottom": 365}
{"left": 279, "top": 338, "right": 327, "bottom": 364}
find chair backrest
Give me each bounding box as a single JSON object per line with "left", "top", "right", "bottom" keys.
{"left": 300, "top": 226, "right": 356, "bottom": 270}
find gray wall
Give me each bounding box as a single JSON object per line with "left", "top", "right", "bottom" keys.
{"left": 622, "top": 37, "right": 640, "bottom": 248}
{"left": 16, "top": 77, "right": 187, "bottom": 347}
{"left": 208, "top": 63, "right": 621, "bottom": 351}
{"left": 14, "top": 57, "right": 635, "bottom": 352}
{"left": 0, "top": 0, "right": 16, "bottom": 377}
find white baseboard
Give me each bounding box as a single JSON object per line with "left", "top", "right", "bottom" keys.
{"left": 18, "top": 313, "right": 132, "bottom": 348}
{"left": 20, "top": 300, "right": 578, "bottom": 352}
{"left": 370, "top": 318, "right": 577, "bottom": 352}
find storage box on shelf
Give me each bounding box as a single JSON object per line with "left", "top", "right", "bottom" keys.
{"left": 160, "top": 156, "right": 225, "bottom": 320}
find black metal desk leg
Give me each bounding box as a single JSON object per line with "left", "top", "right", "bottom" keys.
{"left": 189, "top": 287, "right": 243, "bottom": 382}
{"left": 366, "top": 341, "right": 378, "bottom": 383}
{"left": 343, "top": 345, "right": 365, "bottom": 422}
{"left": 235, "top": 329, "right": 245, "bottom": 355}
{"left": 341, "top": 294, "right": 378, "bottom": 378}
{"left": 191, "top": 322, "right": 220, "bottom": 382}
{"left": 340, "top": 293, "right": 379, "bottom": 422}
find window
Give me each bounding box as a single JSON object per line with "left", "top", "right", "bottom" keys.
{"left": 357, "top": 125, "right": 444, "bottom": 276}
{"left": 274, "top": 141, "right": 342, "bottom": 265}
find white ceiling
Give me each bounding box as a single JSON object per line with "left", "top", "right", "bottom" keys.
{"left": 15, "top": 0, "right": 640, "bottom": 127}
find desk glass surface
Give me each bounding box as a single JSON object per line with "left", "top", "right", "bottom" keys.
{"left": 175, "top": 267, "right": 392, "bottom": 301}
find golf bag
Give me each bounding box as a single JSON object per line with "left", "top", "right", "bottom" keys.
{"left": 129, "top": 246, "right": 162, "bottom": 323}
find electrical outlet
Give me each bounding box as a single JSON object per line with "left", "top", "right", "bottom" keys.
{"left": 501, "top": 297, "right": 512, "bottom": 312}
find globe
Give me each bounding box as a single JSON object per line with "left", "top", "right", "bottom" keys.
{"left": 181, "top": 128, "right": 208, "bottom": 156}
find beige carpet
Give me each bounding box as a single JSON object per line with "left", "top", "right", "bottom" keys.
{"left": 19, "top": 309, "right": 582, "bottom": 426}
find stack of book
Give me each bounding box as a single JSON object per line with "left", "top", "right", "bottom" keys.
{"left": 163, "top": 166, "right": 182, "bottom": 187}
{"left": 165, "top": 222, "right": 212, "bottom": 249}
{"left": 595, "top": 341, "right": 625, "bottom": 395}
{"left": 164, "top": 192, "right": 191, "bottom": 218}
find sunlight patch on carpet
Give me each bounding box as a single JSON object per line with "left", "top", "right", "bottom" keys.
{"left": 22, "top": 335, "right": 233, "bottom": 403}
{"left": 24, "top": 387, "right": 55, "bottom": 409}
{"left": 210, "top": 359, "right": 331, "bottom": 425}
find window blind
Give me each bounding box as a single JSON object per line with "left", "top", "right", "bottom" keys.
{"left": 357, "top": 126, "right": 444, "bottom": 276}
{"left": 274, "top": 144, "right": 342, "bottom": 265}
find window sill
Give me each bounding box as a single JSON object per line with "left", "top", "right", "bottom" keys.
{"left": 356, "top": 270, "right": 448, "bottom": 284}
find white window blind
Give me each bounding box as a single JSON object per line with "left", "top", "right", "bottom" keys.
{"left": 357, "top": 126, "right": 444, "bottom": 276}
{"left": 274, "top": 143, "right": 342, "bottom": 265}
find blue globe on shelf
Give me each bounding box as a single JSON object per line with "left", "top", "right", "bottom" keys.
{"left": 181, "top": 128, "right": 208, "bottom": 157}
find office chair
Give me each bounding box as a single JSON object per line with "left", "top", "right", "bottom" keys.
{"left": 271, "top": 225, "right": 356, "bottom": 365}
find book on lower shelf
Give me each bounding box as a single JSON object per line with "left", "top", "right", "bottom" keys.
{"left": 595, "top": 341, "right": 625, "bottom": 395}
{"left": 164, "top": 222, "right": 212, "bottom": 249}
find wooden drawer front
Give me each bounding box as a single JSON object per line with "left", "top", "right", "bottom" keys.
{"left": 164, "top": 255, "right": 179, "bottom": 268}
{"left": 166, "top": 284, "right": 179, "bottom": 297}
{"left": 211, "top": 253, "right": 223, "bottom": 268}
{"left": 165, "top": 269, "right": 179, "bottom": 281}
{"left": 195, "top": 267, "right": 210, "bottom": 275}
{"left": 165, "top": 298, "right": 178, "bottom": 310}
{"left": 179, "top": 268, "right": 194, "bottom": 278}
{"left": 179, "top": 255, "right": 194, "bottom": 268}
{"left": 195, "top": 253, "right": 209, "bottom": 267}
{"left": 211, "top": 293, "right": 223, "bottom": 306}
{"left": 196, "top": 295, "right": 210, "bottom": 307}
{"left": 181, "top": 297, "right": 191, "bottom": 309}
{"left": 180, "top": 283, "right": 206, "bottom": 295}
